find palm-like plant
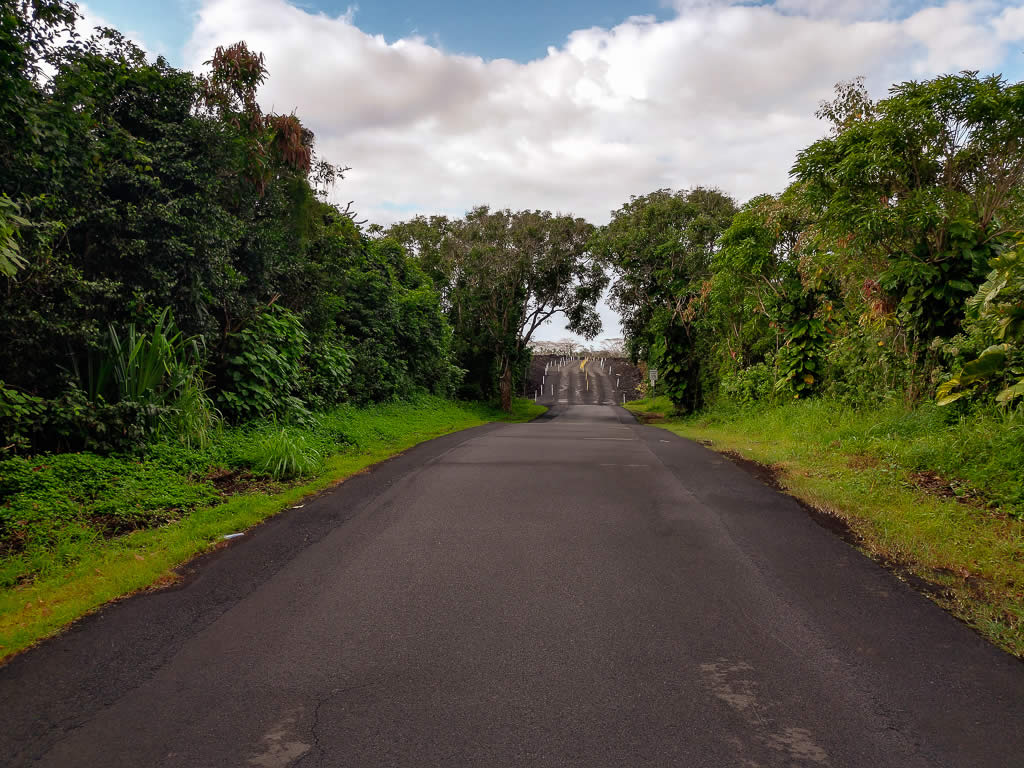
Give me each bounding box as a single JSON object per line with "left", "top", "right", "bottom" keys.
{"left": 84, "top": 308, "right": 219, "bottom": 446}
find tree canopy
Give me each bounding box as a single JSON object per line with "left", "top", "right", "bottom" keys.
{"left": 594, "top": 71, "right": 1024, "bottom": 414}
{"left": 591, "top": 187, "right": 737, "bottom": 410}
{"left": 0, "top": 3, "right": 460, "bottom": 451}
{"left": 387, "top": 207, "right": 606, "bottom": 410}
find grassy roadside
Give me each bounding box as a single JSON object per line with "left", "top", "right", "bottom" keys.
{"left": 0, "top": 397, "right": 545, "bottom": 662}
{"left": 625, "top": 396, "right": 1024, "bottom": 657}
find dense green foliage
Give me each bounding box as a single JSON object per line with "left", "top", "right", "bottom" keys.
{"left": 937, "top": 236, "right": 1024, "bottom": 406}
{"left": 590, "top": 188, "right": 736, "bottom": 410}
{"left": 600, "top": 72, "right": 1024, "bottom": 437}
{"left": 0, "top": 1, "right": 460, "bottom": 457}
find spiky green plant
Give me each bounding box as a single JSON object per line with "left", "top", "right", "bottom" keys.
{"left": 83, "top": 308, "right": 219, "bottom": 445}
{"left": 248, "top": 427, "right": 323, "bottom": 480}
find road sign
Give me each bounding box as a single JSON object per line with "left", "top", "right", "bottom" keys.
{"left": 649, "top": 368, "right": 658, "bottom": 387}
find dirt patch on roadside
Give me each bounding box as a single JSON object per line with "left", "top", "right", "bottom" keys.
{"left": 847, "top": 454, "right": 879, "bottom": 470}
{"left": 634, "top": 412, "right": 666, "bottom": 424}
{"left": 907, "top": 470, "right": 992, "bottom": 511}
{"left": 847, "top": 457, "right": 994, "bottom": 513}
{"left": 206, "top": 468, "right": 281, "bottom": 496}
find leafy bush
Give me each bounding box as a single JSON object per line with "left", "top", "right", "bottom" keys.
{"left": 822, "top": 327, "right": 913, "bottom": 407}
{"left": 938, "top": 238, "right": 1024, "bottom": 407}
{"left": 0, "top": 194, "right": 29, "bottom": 277}
{"left": 110, "top": 309, "right": 211, "bottom": 427}
{"left": 219, "top": 305, "right": 309, "bottom": 423}
{"left": 299, "top": 339, "right": 353, "bottom": 411}
{"left": 0, "top": 382, "right": 45, "bottom": 453}
{"left": 42, "top": 388, "right": 153, "bottom": 455}
{"left": 776, "top": 316, "right": 829, "bottom": 398}
{"left": 719, "top": 361, "right": 775, "bottom": 406}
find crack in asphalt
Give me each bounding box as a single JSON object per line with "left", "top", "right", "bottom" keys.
{"left": 297, "top": 681, "right": 381, "bottom": 768}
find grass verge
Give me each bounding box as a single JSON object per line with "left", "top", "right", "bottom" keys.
{"left": 625, "top": 396, "right": 1024, "bottom": 657}
{"left": 0, "top": 396, "right": 544, "bottom": 662}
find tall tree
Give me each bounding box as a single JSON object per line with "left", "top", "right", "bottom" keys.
{"left": 794, "top": 73, "right": 1024, "bottom": 342}
{"left": 713, "top": 184, "right": 833, "bottom": 398}
{"left": 389, "top": 207, "right": 606, "bottom": 410}
{"left": 591, "top": 187, "right": 737, "bottom": 411}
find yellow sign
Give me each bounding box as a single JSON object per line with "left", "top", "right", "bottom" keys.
{"left": 580, "top": 359, "right": 587, "bottom": 371}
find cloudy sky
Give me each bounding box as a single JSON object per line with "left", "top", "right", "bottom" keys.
{"left": 81, "top": 0, "right": 1024, "bottom": 340}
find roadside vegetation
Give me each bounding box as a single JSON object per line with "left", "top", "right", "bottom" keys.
{"left": 0, "top": 3, "right": 571, "bottom": 656}
{"left": 606, "top": 73, "right": 1024, "bottom": 654}
{"left": 598, "top": 75, "right": 1024, "bottom": 419}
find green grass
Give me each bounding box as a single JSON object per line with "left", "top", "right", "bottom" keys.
{"left": 626, "top": 396, "right": 1024, "bottom": 657}
{"left": 506, "top": 397, "right": 548, "bottom": 423}
{"left": 0, "top": 396, "right": 544, "bottom": 661}
{"left": 623, "top": 395, "right": 676, "bottom": 417}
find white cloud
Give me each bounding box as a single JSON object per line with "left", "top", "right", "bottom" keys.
{"left": 184, "top": 0, "right": 1022, "bottom": 339}
{"left": 904, "top": 1, "right": 1007, "bottom": 73}
{"left": 995, "top": 4, "right": 1024, "bottom": 38}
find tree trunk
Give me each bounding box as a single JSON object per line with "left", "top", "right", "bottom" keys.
{"left": 499, "top": 358, "right": 513, "bottom": 413}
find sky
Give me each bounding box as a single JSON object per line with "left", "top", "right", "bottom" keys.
{"left": 80, "top": 0, "right": 1024, "bottom": 341}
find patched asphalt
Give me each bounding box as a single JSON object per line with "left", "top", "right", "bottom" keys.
{"left": 2, "top": 405, "right": 1022, "bottom": 767}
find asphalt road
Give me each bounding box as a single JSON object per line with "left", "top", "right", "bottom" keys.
{"left": 3, "top": 405, "right": 1023, "bottom": 767}
{"left": 533, "top": 357, "right": 626, "bottom": 406}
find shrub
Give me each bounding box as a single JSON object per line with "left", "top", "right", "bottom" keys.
{"left": 937, "top": 238, "right": 1024, "bottom": 408}
{"left": 71, "top": 308, "right": 217, "bottom": 452}
{"left": 299, "top": 339, "right": 353, "bottom": 411}
{"left": 219, "top": 305, "right": 309, "bottom": 423}
{"left": 719, "top": 360, "right": 776, "bottom": 407}
{"left": 0, "top": 452, "right": 218, "bottom": 581}
{"left": 0, "top": 382, "right": 45, "bottom": 454}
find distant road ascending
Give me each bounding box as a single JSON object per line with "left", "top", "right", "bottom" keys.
{"left": 3, "top": 406, "right": 1023, "bottom": 767}
{"left": 534, "top": 356, "right": 625, "bottom": 406}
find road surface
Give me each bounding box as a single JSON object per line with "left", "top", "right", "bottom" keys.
{"left": 531, "top": 356, "right": 630, "bottom": 406}
{"left": 2, "top": 405, "right": 1022, "bottom": 767}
